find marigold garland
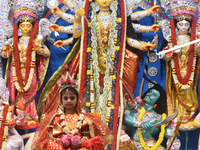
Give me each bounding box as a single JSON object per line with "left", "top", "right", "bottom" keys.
{"left": 0, "top": 105, "right": 12, "bottom": 149}
{"left": 137, "top": 107, "right": 167, "bottom": 150}
{"left": 12, "top": 21, "right": 38, "bottom": 92}
{"left": 170, "top": 17, "right": 197, "bottom": 89}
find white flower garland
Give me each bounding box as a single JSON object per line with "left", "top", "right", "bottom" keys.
{"left": 90, "top": 0, "right": 118, "bottom": 123}
{"left": 58, "top": 107, "right": 86, "bottom": 135}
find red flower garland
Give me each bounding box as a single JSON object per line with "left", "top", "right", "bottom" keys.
{"left": 170, "top": 17, "right": 197, "bottom": 85}
{"left": 13, "top": 21, "right": 39, "bottom": 90}
{"left": 0, "top": 105, "right": 9, "bottom": 148}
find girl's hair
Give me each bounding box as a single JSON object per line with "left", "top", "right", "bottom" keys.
{"left": 60, "top": 87, "right": 79, "bottom": 104}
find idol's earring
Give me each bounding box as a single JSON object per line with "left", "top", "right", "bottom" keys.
{"left": 95, "top": 1, "right": 100, "bottom": 12}
{"left": 175, "top": 27, "right": 179, "bottom": 35}
{"left": 18, "top": 28, "right": 22, "bottom": 36}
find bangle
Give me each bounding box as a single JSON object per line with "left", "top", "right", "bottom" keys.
{"left": 59, "top": 11, "right": 64, "bottom": 18}
{"left": 74, "top": 15, "right": 81, "bottom": 22}
{"left": 146, "top": 9, "right": 151, "bottom": 16}
{"left": 146, "top": 26, "right": 150, "bottom": 33}
{"left": 63, "top": 0, "right": 68, "bottom": 5}
{"left": 138, "top": 122, "right": 144, "bottom": 128}
{"left": 139, "top": 41, "right": 145, "bottom": 50}
{"left": 64, "top": 40, "right": 69, "bottom": 46}
{"left": 60, "top": 26, "right": 65, "bottom": 33}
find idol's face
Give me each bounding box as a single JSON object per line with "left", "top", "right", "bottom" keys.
{"left": 144, "top": 89, "right": 160, "bottom": 106}
{"left": 177, "top": 20, "right": 190, "bottom": 33}
{"left": 19, "top": 22, "right": 33, "bottom": 35}
{"left": 95, "top": 0, "right": 114, "bottom": 8}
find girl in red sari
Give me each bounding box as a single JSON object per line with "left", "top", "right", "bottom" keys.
{"left": 32, "top": 66, "right": 112, "bottom": 150}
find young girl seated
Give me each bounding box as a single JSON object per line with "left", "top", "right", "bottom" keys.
{"left": 32, "top": 65, "right": 112, "bottom": 150}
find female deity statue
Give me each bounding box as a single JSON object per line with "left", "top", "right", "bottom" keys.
{"left": 38, "top": 0, "right": 161, "bottom": 149}
{"left": 159, "top": 0, "right": 200, "bottom": 131}
{"left": 31, "top": 66, "right": 112, "bottom": 150}
{"left": 1, "top": 0, "right": 50, "bottom": 129}
{"left": 124, "top": 83, "right": 181, "bottom": 150}
{"left": 0, "top": 78, "right": 24, "bottom": 150}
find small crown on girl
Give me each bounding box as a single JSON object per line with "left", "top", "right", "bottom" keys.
{"left": 58, "top": 65, "right": 78, "bottom": 90}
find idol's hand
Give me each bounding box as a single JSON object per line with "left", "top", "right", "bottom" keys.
{"left": 53, "top": 40, "right": 64, "bottom": 48}
{"left": 151, "top": 24, "right": 161, "bottom": 32}
{"left": 1, "top": 46, "right": 11, "bottom": 58}
{"left": 143, "top": 42, "right": 155, "bottom": 51}
{"left": 140, "top": 122, "right": 152, "bottom": 130}
{"left": 49, "top": 24, "right": 60, "bottom": 32}
{"left": 75, "top": 7, "right": 85, "bottom": 17}
{"left": 151, "top": 5, "right": 160, "bottom": 13}
{"left": 33, "top": 39, "right": 40, "bottom": 51}
{"left": 50, "top": 7, "right": 60, "bottom": 14}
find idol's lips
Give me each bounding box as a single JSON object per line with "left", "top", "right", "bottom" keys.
{"left": 147, "top": 95, "right": 152, "bottom": 101}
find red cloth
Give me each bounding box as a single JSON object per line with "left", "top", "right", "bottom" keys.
{"left": 31, "top": 110, "right": 112, "bottom": 150}
{"left": 82, "top": 136, "right": 104, "bottom": 150}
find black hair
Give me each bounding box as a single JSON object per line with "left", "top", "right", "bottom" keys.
{"left": 141, "top": 83, "right": 167, "bottom": 114}
{"left": 126, "top": 15, "right": 142, "bottom": 57}
{"left": 60, "top": 87, "right": 79, "bottom": 103}
{"left": 174, "top": 18, "right": 192, "bottom": 31}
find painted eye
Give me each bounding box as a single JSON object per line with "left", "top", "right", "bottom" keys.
{"left": 27, "top": 24, "right": 31, "bottom": 28}
{"left": 63, "top": 96, "right": 68, "bottom": 100}
{"left": 70, "top": 97, "right": 75, "bottom": 100}
{"left": 185, "top": 23, "right": 189, "bottom": 26}
{"left": 21, "top": 25, "right": 25, "bottom": 28}
{"left": 179, "top": 23, "right": 183, "bottom": 26}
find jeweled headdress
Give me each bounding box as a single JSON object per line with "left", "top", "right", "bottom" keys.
{"left": 162, "top": 0, "right": 198, "bottom": 21}
{"left": 8, "top": 0, "right": 44, "bottom": 22}
{"left": 58, "top": 65, "right": 78, "bottom": 92}
{"left": 0, "top": 78, "right": 9, "bottom": 105}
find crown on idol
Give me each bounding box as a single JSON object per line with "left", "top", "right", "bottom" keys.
{"left": 165, "top": 0, "right": 197, "bottom": 21}
{"left": 58, "top": 65, "right": 78, "bottom": 92}
{"left": 8, "top": 0, "right": 43, "bottom": 22}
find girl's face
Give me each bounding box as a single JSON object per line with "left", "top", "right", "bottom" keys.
{"left": 61, "top": 89, "right": 78, "bottom": 111}
{"left": 19, "top": 22, "right": 33, "bottom": 35}
{"left": 177, "top": 20, "right": 190, "bottom": 33}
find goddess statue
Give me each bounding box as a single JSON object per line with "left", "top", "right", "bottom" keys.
{"left": 159, "top": 0, "right": 200, "bottom": 131}
{"left": 1, "top": 0, "right": 50, "bottom": 129}
{"left": 37, "top": 0, "right": 160, "bottom": 149}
